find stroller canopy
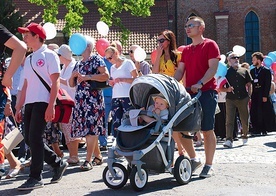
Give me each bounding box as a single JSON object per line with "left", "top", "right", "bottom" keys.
{"left": 129, "top": 74, "right": 197, "bottom": 130}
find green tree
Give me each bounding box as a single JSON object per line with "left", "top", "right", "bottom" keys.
{"left": 28, "top": 0, "right": 155, "bottom": 42}
{"left": 28, "top": 0, "right": 89, "bottom": 39}
{"left": 0, "top": 0, "right": 23, "bottom": 35}
{"left": 0, "top": 0, "right": 23, "bottom": 55}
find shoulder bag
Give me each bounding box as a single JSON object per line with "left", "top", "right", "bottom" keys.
{"left": 30, "top": 55, "right": 75, "bottom": 123}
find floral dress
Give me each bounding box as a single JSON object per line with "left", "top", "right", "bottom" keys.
{"left": 71, "top": 55, "right": 106, "bottom": 137}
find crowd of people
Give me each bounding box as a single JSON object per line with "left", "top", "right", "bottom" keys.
{"left": 0, "top": 15, "right": 275, "bottom": 191}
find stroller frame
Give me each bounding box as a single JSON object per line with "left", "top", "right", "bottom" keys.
{"left": 102, "top": 74, "right": 202, "bottom": 191}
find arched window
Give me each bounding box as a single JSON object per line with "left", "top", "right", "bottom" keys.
{"left": 245, "top": 11, "right": 260, "bottom": 63}
{"left": 186, "top": 13, "right": 197, "bottom": 45}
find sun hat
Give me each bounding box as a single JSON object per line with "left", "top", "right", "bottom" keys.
{"left": 57, "top": 44, "right": 73, "bottom": 60}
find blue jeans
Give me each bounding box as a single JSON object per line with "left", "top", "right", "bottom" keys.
{"left": 99, "top": 96, "right": 112, "bottom": 146}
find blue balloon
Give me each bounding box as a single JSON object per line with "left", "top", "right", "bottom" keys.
{"left": 268, "top": 52, "right": 276, "bottom": 62}
{"left": 69, "top": 33, "right": 87, "bottom": 55}
{"left": 264, "top": 56, "right": 273, "bottom": 68}
{"left": 215, "top": 62, "right": 228, "bottom": 78}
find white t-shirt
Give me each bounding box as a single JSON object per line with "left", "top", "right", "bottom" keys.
{"left": 22, "top": 44, "right": 60, "bottom": 104}
{"left": 60, "top": 58, "right": 76, "bottom": 99}
{"left": 218, "top": 92, "right": 226, "bottom": 103}
{"left": 111, "top": 59, "right": 136, "bottom": 98}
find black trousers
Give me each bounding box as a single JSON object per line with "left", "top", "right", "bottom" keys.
{"left": 24, "top": 102, "right": 60, "bottom": 180}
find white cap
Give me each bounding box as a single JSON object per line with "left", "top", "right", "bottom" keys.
{"left": 57, "top": 44, "right": 72, "bottom": 60}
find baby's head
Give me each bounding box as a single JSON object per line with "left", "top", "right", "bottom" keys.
{"left": 152, "top": 94, "right": 169, "bottom": 111}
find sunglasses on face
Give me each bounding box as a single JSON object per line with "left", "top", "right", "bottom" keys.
{"left": 184, "top": 23, "right": 200, "bottom": 29}
{"left": 106, "top": 53, "right": 114, "bottom": 61}
{"left": 157, "top": 38, "right": 167, "bottom": 43}
{"left": 129, "top": 50, "right": 134, "bottom": 54}
{"left": 230, "top": 56, "right": 240, "bottom": 60}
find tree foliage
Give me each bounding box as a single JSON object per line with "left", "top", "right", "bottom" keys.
{"left": 94, "top": 0, "right": 154, "bottom": 43}
{"left": 0, "top": 0, "right": 23, "bottom": 35}
{"left": 28, "top": 0, "right": 155, "bottom": 42}
{"left": 28, "top": 0, "right": 88, "bottom": 38}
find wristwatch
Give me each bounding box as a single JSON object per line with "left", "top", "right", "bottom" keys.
{"left": 197, "top": 80, "right": 204, "bottom": 86}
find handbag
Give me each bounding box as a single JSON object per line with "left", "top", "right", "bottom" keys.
{"left": 89, "top": 80, "right": 111, "bottom": 90}
{"left": 74, "top": 61, "right": 110, "bottom": 90}
{"left": 2, "top": 114, "right": 24, "bottom": 154}
{"left": 30, "top": 55, "right": 75, "bottom": 123}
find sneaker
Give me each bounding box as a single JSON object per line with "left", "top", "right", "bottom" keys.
{"left": 191, "top": 159, "right": 202, "bottom": 173}
{"left": 17, "top": 177, "right": 44, "bottom": 191}
{"left": 100, "top": 146, "right": 107, "bottom": 151}
{"left": 195, "top": 141, "right": 203, "bottom": 147}
{"left": 0, "top": 167, "right": 5, "bottom": 179}
{"left": 223, "top": 140, "right": 233, "bottom": 148}
{"left": 50, "top": 160, "right": 68, "bottom": 183}
{"left": 19, "top": 157, "right": 26, "bottom": 164}
{"left": 242, "top": 138, "right": 248, "bottom": 145}
{"left": 199, "top": 165, "right": 214, "bottom": 178}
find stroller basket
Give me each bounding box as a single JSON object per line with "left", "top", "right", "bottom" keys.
{"left": 117, "top": 123, "right": 156, "bottom": 151}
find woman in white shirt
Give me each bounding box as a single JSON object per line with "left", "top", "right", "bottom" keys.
{"left": 105, "top": 46, "right": 139, "bottom": 137}
{"left": 57, "top": 44, "right": 81, "bottom": 165}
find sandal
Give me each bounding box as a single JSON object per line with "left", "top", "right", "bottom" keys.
{"left": 67, "top": 156, "right": 79, "bottom": 165}
{"left": 5, "top": 165, "right": 24, "bottom": 179}
{"left": 92, "top": 157, "right": 103, "bottom": 166}
{"left": 80, "top": 161, "right": 93, "bottom": 171}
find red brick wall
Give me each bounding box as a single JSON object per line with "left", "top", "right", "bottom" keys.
{"left": 169, "top": 0, "right": 276, "bottom": 58}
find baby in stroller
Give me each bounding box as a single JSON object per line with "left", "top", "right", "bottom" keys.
{"left": 139, "top": 93, "right": 169, "bottom": 125}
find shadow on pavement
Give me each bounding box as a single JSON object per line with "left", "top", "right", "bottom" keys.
{"left": 264, "top": 141, "right": 276, "bottom": 152}
{"left": 84, "top": 175, "right": 203, "bottom": 196}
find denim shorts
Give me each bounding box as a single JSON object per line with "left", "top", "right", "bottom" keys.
{"left": 192, "top": 90, "right": 218, "bottom": 131}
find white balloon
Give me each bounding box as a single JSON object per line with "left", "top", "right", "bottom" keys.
{"left": 43, "top": 22, "right": 57, "bottom": 40}
{"left": 134, "top": 47, "right": 147, "bottom": 62}
{"left": 220, "top": 54, "right": 226, "bottom": 63}
{"left": 233, "top": 45, "right": 246, "bottom": 57}
{"left": 96, "top": 21, "right": 109, "bottom": 37}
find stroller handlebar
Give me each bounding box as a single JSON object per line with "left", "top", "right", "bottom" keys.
{"left": 185, "top": 88, "right": 202, "bottom": 100}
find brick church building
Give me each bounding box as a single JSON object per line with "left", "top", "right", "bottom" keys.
{"left": 13, "top": 0, "right": 276, "bottom": 63}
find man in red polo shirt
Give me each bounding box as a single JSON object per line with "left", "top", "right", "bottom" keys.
{"left": 174, "top": 16, "right": 220, "bottom": 178}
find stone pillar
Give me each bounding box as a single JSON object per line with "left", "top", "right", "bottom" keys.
{"left": 214, "top": 11, "right": 229, "bottom": 55}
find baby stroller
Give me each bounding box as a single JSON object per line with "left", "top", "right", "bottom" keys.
{"left": 102, "top": 74, "right": 202, "bottom": 191}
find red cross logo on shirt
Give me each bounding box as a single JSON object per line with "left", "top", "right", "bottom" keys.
{"left": 36, "top": 59, "right": 45, "bottom": 67}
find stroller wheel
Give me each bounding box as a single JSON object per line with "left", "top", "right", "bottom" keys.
{"left": 174, "top": 155, "right": 192, "bottom": 185}
{"left": 102, "top": 163, "right": 128, "bottom": 189}
{"left": 129, "top": 165, "right": 148, "bottom": 192}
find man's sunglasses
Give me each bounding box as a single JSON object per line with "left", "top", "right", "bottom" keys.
{"left": 230, "top": 56, "right": 240, "bottom": 60}
{"left": 184, "top": 23, "right": 200, "bottom": 29}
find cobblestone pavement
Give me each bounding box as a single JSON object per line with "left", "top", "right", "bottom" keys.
{"left": 1, "top": 133, "right": 276, "bottom": 196}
